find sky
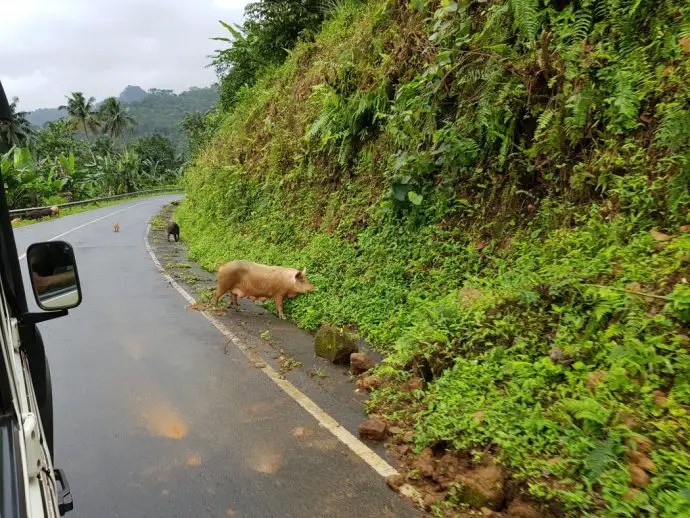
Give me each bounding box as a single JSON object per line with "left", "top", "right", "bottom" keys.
{"left": 0, "top": 0, "right": 249, "bottom": 111}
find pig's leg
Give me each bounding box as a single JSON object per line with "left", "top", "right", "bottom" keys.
{"left": 213, "top": 286, "right": 225, "bottom": 306}
{"left": 231, "top": 293, "right": 240, "bottom": 311}
{"left": 274, "top": 294, "right": 285, "bottom": 320}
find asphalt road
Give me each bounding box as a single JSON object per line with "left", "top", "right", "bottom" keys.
{"left": 13, "top": 196, "right": 415, "bottom": 518}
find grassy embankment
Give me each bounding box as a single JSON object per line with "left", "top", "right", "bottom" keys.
{"left": 178, "top": 0, "right": 690, "bottom": 514}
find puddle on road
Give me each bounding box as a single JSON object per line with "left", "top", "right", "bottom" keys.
{"left": 123, "top": 335, "right": 144, "bottom": 361}
{"left": 138, "top": 396, "right": 188, "bottom": 439}
{"left": 247, "top": 444, "right": 283, "bottom": 474}
{"left": 240, "top": 400, "right": 282, "bottom": 424}
{"left": 307, "top": 437, "right": 339, "bottom": 451}
{"left": 292, "top": 426, "right": 313, "bottom": 438}
{"left": 186, "top": 452, "right": 202, "bottom": 467}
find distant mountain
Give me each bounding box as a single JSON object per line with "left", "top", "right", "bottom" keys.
{"left": 25, "top": 84, "right": 220, "bottom": 152}
{"left": 27, "top": 107, "right": 67, "bottom": 128}
{"left": 118, "top": 85, "right": 148, "bottom": 103}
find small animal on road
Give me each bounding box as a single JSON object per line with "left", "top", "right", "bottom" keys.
{"left": 113, "top": 222, "right": 120, "bottom": 232}
{"left": 166, "top": 221, "right": 180, "bottom": 242}
{"left": 213, "top": 260, "right": 316, "bottom": 320}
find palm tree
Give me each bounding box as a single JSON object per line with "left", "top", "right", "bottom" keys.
{"left": 59, "top": 92, "right": 100, "bottom": 136}
{"left": 0, "top": 97, "right": 32, "bottom": 147}
{"left": 98, "top": 97, "right": 136, "bottom": 138}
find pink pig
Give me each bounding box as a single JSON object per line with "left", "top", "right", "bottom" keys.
{"left": 213, "top": 260, "right": 316, "bottom": 319}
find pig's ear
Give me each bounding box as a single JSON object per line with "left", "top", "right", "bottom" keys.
{"left": 302, "top": 268, "right": 307, "bottom": 275}
{"left": 295, "top": 270, "right": 304, "bottom": 280}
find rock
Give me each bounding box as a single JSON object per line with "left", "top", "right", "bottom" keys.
{"left": 652, "top": 389, "right": 668, "bottom": 407}
{"left": 387, "top": 425, "right": 403, "bottom": 436}
{"left": 650, "top": 230, "right": 671, "bottom": 242}
{"left": 253, "top": 361, "right": 266, "bottom": 368}
{"left": 623, "top": 488, "right": 641, "bottom": 502}
{"left": 548, "top": 347, "right": 564, "bottom": 363}
{"left": 628, "top": 450, "right": 656, "bottom": 473}
{"left": 413, "top": 447, "right": 435, "bottom": 478}
{"left": 359, "top": 375, "right": 380, "bottom": 391}
{"left": 350, "top": 352, "right": 375, "bottom": 374}
{"left": 679, "top": 225, "right": 690, "bottom": 233}
{"left": 359, "top": 418, "right": 387, "bottom": 441}
{"left": 681, "top": 35, "right": 690, "bottom": 54}
{"left": 587, "top": 370, "right": 605, "bottom": 391}
{"left": 625, "top": 282, "right": 642, "bottom": 292}
{"left": 631, "top": 436, "right": 653, "bottom": 453}
{"left": 386, "top": 473, "right": 405, "bottom": 491}
{"left": 472, "top": 411, "right": 486, "bottom": 424}
{"left": 652, "top": 242, "right": 667, "bottom": 252}
{"left": 423, "top": 491, "right": 447, "bottom": 510}
{"left": 459, "top": 287, "right": 484, "bottom": 308}
{"left": 505, "top": 498, "right": 542, "bottom": 518}
{"left": 628, "top": 464, "right": 650, "bottom": 487}
{"left": 398, "top": 484, "right": 424, "bottom": 507}
{"left": 619, "top": 412, "right": 639, "bottom": 430}
{"left": 402, "top": 431, "right": 414, "bottom": 444}
{"left": 456, "top": 462, "right": 505, "bottom": 510}
{"left": 314, "top": 325, "right": 358, "bottom": 364}
{"left": 400, "top": 377, "right": 425, "bottom": 393}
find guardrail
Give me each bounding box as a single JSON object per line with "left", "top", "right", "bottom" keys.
{"left": 9, "top": 187, "right": 184, "bottom": 217}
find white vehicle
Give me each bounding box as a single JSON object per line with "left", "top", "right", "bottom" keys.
{"left": 1, "top": 81, "right": 81, "bottom": 516}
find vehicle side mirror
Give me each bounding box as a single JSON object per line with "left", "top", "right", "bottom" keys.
{"left": 26, "top": 241, "right": 82, "bottom": 311}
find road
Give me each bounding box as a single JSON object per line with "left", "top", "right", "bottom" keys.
{"left": 13, "top": 196, "right": 415, "bottom": 518}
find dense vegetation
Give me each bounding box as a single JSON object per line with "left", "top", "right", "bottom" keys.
{"left": 1, "top": 97, "right": 183, "bottom": 208}
{"left": 26, "top": 85, "right": 219, "bottom": 153}
{"left": 179, "top": 0, "right": 690, "bottom": 514}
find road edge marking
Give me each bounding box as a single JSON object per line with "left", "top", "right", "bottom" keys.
{"left": 144, "top": 223, "right": 399, "bottom": 480}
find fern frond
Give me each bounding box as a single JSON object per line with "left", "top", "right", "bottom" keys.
{"left": 564, "top": 87, "right": 593, "bottom": 140}
{"left": 655, "top": 103, "right": 690, "bottom": 150}
{"left": 593, "top": 0, "right": 610, "bottom": 20}
{"left": 534, "top": 108, "right": 555, "bottom": 141}
{"left": 572, "top": 2, "right": 593, "bottom": 42}
{"left": 584, "top": 437, "right": 618, "bottom": 481}
{"left": 561, "top": 398, "right": 612, "bottom": 425}
{"left": 509, "top": 0, "right": 541, "bottom": 42}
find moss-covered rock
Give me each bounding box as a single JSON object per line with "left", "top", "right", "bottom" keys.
{"left": 314, "top": 325, "right": 358, "bottom": 364}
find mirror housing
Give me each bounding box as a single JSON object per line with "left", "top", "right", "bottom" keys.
{"left": 26, "top": 241, "right": 82, "bottom": 311}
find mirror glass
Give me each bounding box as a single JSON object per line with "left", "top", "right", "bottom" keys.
{"left": 26, "top": 241, "right": 82, "bottom": 310}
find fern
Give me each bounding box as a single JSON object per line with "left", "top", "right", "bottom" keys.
{"left": 584, "top": 437, "right": 618, "bottom": 482}
{"left": 534, "top": 108, "right": 555, "bottom": 141}
{"left": 655, "top": 103, "right": 690, "bottom": 150}
{"left": 572, "top": 2, "right": 594, "bottom": 42}
{"left": 564, "top": 87, "right": 593, "bottom": 141}
{"left": 593, "top": 0, "right": 610, "bottom": 21}
{"left": 560, "top": 398, "right": 612, "bottom": 425}
{"left": 509, "top": 0, "right": 541, "bottom": 42}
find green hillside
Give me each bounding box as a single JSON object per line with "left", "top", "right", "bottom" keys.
{"left": 26, "top": 85, "right": 219, "bottom": 152}
{"left": 178, "top": 0, "right": 690, "bottom": 515}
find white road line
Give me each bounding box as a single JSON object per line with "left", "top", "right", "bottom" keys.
{"left": 144, "top": 224, "right": 399, "bottom": 480}
{"left": 18, "top": 201, "right": 149, "bottom": 260}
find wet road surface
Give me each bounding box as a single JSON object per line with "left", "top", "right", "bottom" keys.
{"left": 13, "top": 196, "right": 416, "bottom": 518}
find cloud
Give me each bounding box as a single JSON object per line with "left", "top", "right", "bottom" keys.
{"left": 0, "top": 0, "right": 249, "bottom": 110}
